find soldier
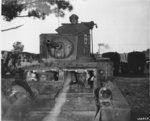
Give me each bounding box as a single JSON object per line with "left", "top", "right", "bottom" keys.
{"left": 88, "top": 70, "right": 95, "bottom": 88}
{"left": 76, "top": 70, "right": 87, "bottom": 88}
{"left": 69, "top": 14, "right": 79, "bottom": 24}
{"left": 12, "top": 68, "right": 35, "bottom": 99}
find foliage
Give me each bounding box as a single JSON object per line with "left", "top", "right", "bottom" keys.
{"left": 2, "top": 0, "right": 73, "bottom": 21}
{"left": 12, "top": 41, "right": 24, "bottom": 53}
{"left": 2, "top": 0, "right": 24, "bottom": 21}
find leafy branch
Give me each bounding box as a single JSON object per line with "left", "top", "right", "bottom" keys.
{"left": 2, "top": 0, "right": 73, "bottom": 21}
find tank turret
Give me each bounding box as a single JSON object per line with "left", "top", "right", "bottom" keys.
{"left": 40, "top": 14, "right": 97, "bottom": 62}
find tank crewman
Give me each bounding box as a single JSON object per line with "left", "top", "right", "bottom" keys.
{"left": 56, "top": 14, "right": 97, "bottom": 35}
{"left": 69, "top": 14, "right": 79, "bottom": 24}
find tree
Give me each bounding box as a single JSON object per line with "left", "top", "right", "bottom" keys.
{"left": 12, "top": 41, "right": 24, "bottom": 53}
{"left": 1, "top": 42, "right": 24, "bottom": 76}
{"left": 2, "top": 0, "right": 73, "bottom": 21}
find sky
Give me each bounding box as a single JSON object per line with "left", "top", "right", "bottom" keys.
{"left": 1, "top": 0, "right": 150, "bottom": 54}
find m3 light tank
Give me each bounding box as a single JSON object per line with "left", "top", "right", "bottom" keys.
{"left": 21, "top": 14, "right": 130, "bottom": 121}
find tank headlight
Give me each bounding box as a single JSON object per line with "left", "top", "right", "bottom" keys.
{"left": 99, "top": 87, "right": 112, "bottom": 106}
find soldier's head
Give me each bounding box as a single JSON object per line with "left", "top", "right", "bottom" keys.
{"left": 69, "top": 14, "right": 79, "bottom": 24}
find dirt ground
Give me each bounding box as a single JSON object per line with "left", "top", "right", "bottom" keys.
{"left": 1, "top": 75, "right": 150, "bottom": 121}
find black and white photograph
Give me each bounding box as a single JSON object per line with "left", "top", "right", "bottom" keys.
{"left": 1, "top": 0, "right": 150, "bottom": 121}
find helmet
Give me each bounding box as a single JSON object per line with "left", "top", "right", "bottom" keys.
{"left": 69, "top": 14, "right": 79, "bottom": 24}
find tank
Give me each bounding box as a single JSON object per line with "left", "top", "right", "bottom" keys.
{"left": 18, "top": 14, "right": 130, "bottom": 121}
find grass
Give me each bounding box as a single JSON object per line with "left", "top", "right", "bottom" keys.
{"left": 115, "top": 76, "right": 150, "bottom": 121}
